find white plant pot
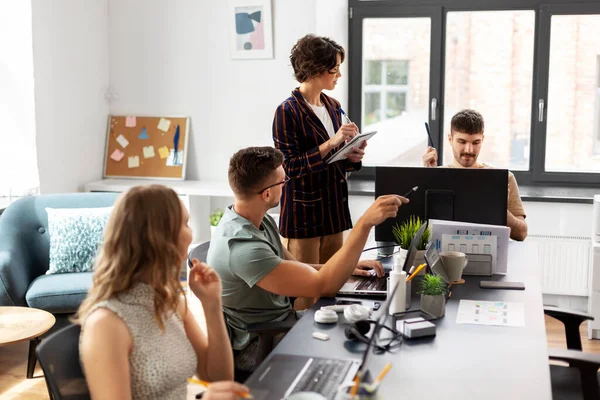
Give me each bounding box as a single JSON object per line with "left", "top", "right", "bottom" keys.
{"left": 420, "top": 294, "right": 446, "bottom": 318}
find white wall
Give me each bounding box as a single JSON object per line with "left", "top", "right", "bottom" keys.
{"left": 32, "top": 0, "right": 109, "bottom": 193}
{"left": 106, "top": 0, "right": 348, "bottom": 181}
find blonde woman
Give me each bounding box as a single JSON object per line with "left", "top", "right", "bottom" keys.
{"left": 75, "top": 185, "right": 249, "bottom": 400}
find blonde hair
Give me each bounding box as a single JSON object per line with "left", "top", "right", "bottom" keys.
{"left": 74, "top": 185, "right": 185, "bottom": 329}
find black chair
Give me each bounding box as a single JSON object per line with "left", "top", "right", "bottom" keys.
{"left": 36, "top": 323, "right": 90, "bottom": 400}
{"left": 545, "top": 305, "right": 600, "bottom": 400}
{"left": 188, "top": 241, "right": 295, "bottom": 382}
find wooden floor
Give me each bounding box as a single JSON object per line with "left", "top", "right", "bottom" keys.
{"left": 1, "top": 315, "right": 599, "bottom": 399}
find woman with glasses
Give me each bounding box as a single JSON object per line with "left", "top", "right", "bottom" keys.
{"left": 272, "top": 35, "right": 368, "bottom": 305}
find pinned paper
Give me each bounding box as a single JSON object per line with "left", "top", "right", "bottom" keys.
{"left": 143, "top": 145, "right": 155, "bottom": 159}
{"left": 125, "top": 116, "right": 137, "bottom": 127}
{"left": 128, "top": 155, "right": 140, "bottom": 168}
{"left": 157, "top": 118, "right": 171, "bottom": 132}
{"left": 138, "top": 127, "right": 148, "bottom": 139}
{"left": 158, "top": 146, "right": 170, "bottom": 159}
{"left": 116, "top": 134, "right": 129, "bottom": 148}
{"left": 110, "top": 149, "right": 124, "bottom": 162}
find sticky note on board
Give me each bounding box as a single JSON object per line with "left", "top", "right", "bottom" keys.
{"left": 138, "top": 128, "right": 148, "bottom": 139}
{"left": 110, "top": 149, "right": 124, "bottom": 162}
{"left": 157, "top": 118, "right": 171, "bottom": 132}
{"left": 128, "top": 155, "right": 140, "bottom": 168}
{"left": 116, "top": 134, "right": 129, "bottom": 148}
{"left": 158, "top": 146, "right": 170, "bottom": 159}
{"left": 143, "top": 145, "right": 155, "bottom": 159}
{"left": 125, "top": 116, "right": 136, "bottom": 127}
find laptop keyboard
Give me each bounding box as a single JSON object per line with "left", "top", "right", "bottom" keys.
{"left": 356, "top": 276, "right": 387, "bottom": 291}
{"left": 291, "top": 358, "right": 354, "bottom": 399}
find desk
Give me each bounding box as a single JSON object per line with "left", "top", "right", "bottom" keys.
{"left": 251, "top": 242, "right": 552, "bottom": 399}
{"left": 85, "top": 179, "right": 233, "bottom": 242}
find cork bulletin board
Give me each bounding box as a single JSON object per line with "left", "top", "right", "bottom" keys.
{"left": 103, "top": 115, "right": 190, "bottom": 180}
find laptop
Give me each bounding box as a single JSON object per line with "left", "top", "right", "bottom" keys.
{"left": 338, "top": 221, "right": 429, "bottom": 297}
{"left": 245, "top": 280, "right": 400, "bottom": 400}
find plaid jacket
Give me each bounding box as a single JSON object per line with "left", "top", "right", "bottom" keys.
{"left": 272, "top": 89, "right": 361, "bottom": 239}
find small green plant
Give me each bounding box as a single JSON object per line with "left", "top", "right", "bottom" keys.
{"left": 417, "top": 274, "right": 446, "bottom": 296}
{"left": 209, "top": 209, "right": 224, "bottom": 227}
{"left": 391, "top": 215, "right": 431, "bottom": 250}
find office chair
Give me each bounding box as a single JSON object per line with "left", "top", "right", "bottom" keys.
{"left": 544, "top": 305, "right": 600, "bottom": 400}
{"left": 188, "top": 242, "right": 295, "bottom": 382}
{"left": 36, "top": 323, "right": 90, "bottom": 400}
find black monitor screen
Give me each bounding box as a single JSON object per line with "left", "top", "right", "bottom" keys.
{"left": 375, "top": 166, "right": 508, "bottom": 243}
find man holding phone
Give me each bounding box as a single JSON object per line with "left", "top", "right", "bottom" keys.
{"left": 422, "top": 109, "right": 528, "bottom": 241}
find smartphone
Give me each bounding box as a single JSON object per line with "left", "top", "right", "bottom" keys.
{"left": 335, "top": 300, "right": 362, "bottom": 306}
{"left": 480, "top": 281, "right": 526, "bottom": 290}
{"left": 425, "top": 189, "right": 454, "bottom": 221}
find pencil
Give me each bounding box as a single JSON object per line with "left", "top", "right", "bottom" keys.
{"left": 375, "top": 363, "right": 392, "bottom": 384}
{"left": 350, "top": 375, "right": 361, "bottom": 397}
{"left": 406, "top": 263, "right": 427, "bottom": 282}
{"left": 424, "top": 122, "right": 434, "bottom": 148}
{"left": 188, "top": 378, "right": 254, "bottom": 399}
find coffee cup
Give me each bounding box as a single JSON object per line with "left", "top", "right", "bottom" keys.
{"left": 439, "top": 251, "right": 468, "bottom": 282}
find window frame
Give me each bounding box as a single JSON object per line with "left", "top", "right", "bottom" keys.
{"left": 363, "top": 60, "right": 410, "bottom": 124}
{"left": 348, "top": 0, "right": 600, "bottom": 188}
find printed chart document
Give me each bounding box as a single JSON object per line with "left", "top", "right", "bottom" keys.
{"left": 456, "top": 300, "right": 525, "bottom": 327}
{"left": 327, "top": 131, "right": 378, "bottom": 164}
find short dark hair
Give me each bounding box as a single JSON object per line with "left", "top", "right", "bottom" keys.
{"left": 451, "top": 109, "right": 485, "bottom": 135}
{"left": 290, "top": 34, "right": 345, "bottom": 83}
{"left": 228, "top": 146, "right": 284, "bottom": 197}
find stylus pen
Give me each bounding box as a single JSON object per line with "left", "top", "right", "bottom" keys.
{"left": 403, "top": 186, "right": 418, "bottom": 199}
{"left": 424, "top": 122, "right": 434, "bottom": 148}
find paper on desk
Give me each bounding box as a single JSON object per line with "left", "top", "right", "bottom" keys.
{"left": 456, "top": 300, "right": 525, "bottom": 327}
{"left": 430, "top": 219, "right": 509, "bottom": 274}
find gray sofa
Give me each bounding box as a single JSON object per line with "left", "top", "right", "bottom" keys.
{"left": 0, "top": 192, "right": 118, "bottom": 327}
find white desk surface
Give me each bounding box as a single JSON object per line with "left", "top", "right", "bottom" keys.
{"left": 85, "top": 179, "right": 233, "bottom": 197}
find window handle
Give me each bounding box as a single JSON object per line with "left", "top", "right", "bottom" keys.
{"left": 431, "top": 98, "right": 438, "bottom": 121}
{"left": 538, "top": 99, "right": 544, "bottom": 122}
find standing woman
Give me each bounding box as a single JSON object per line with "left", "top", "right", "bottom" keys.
{"left": 75, "top": 185, "right": 249, "bottom": 400}
{"left": 273, "top": 34, "right": 367, "bottom": 274}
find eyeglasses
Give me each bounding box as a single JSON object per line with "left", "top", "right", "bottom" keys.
{"left": 257, "top": 177, "right": 290, "bottom": 194}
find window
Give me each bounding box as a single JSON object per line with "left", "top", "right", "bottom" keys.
{"left": 360, "top": 18, "right": 431, "bottom": 167}
{"left": 348, "top": 1, "right": 600, "bottom": 186}
{"left": 545, "top": 14, "right": 600, "bottom": 173}
{"left": 0, "top": 1, "right": 39, "bottom": 198}
{"left": 443, "top": 10, "right": 535, "bottom": 171}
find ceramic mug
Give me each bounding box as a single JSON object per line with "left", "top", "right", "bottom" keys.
{"left": 439, "top": 251, "right": 469, "bottom": 282}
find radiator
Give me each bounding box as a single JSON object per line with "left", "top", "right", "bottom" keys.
{"left": 527, "top": 235, "right": 592, "bottom": 296}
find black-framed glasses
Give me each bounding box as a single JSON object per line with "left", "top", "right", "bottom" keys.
{"left": 257, "top": 177, "right": 290, "bottom": 194}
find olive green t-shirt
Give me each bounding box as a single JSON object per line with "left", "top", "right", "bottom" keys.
{"left": 207, "top": 206, "right": 293, "bottom": 350}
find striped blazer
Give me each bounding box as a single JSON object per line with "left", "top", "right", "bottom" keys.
{"left": 272, "top": 89, "right": 361, "bottom": 239}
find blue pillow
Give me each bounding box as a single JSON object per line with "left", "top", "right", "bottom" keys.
{"left": 46, "top": 207, "right": 113, "bottom": 274}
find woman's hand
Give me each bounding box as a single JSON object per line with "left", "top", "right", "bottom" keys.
{"left": 202, "top": 381, "right": 251, "bottom": 400}
{"left": 346, "top": 140, "right": 367, "bottom": 163}
{"left": 189, "top": 260, "right": 222, "bottom": 305}
{"left": 329, "top": 123, "right": 358, "bottom": 148}
{"left": 352, "top": 259, "right": 384, "bottom": 278}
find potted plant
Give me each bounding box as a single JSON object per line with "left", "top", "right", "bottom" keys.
{"left": 392, "top": 215, "right": 431, "bottom": 266}
{"left": 418, "top": 273, "right": 447, "bottom": 318}
{"left": 209, "top": 209, "right": 224, "bottom": 237}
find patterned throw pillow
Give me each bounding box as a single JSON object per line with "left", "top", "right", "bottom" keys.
{"left": 46, "top": 207, "right": 113, "bottom": 274}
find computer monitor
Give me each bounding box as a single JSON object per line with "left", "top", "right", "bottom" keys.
{"left": 375, "top": 166, "right": 508, "bottom": 243}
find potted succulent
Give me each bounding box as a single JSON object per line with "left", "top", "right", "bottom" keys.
{"left": 392, "top": 215, "right": 430, "bottom": 267}
{"left": 209, "top": 209, "right": 224, "bottom": 237}
{"left": 418, "top": 273, "right": 447, "bottom": 318}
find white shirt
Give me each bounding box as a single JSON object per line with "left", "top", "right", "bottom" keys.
{"left": 308, "top": 102, "right": 336, "bottom": 138}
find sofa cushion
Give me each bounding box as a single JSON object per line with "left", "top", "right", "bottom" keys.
{"left": 46, "top": 207, "right": 112, "bottom": 274}
{"left": 26, "top": 272, "right": 93, "bottom": 314}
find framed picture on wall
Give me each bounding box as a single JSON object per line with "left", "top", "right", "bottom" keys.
{"left": 227, "top": 0, "right": 273, "bottom": 59}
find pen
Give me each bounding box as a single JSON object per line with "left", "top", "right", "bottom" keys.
{"left": 406, "top": 263, "right": 427, "bottom": 282}
{"left": 403, "top": 186, "right": 418, "bottom": 199}
{"left": 424, "top": 122, "right": 434, "bottom": 148}
{"left": 339, "top": 107, "right": 353, "bottom": 125}
{"left": 188, "top": 378, "right": 254, "bottom": 399}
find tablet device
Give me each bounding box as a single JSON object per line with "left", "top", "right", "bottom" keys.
{"left": 327, "top": 131, "right": 378, "bottom": 164}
